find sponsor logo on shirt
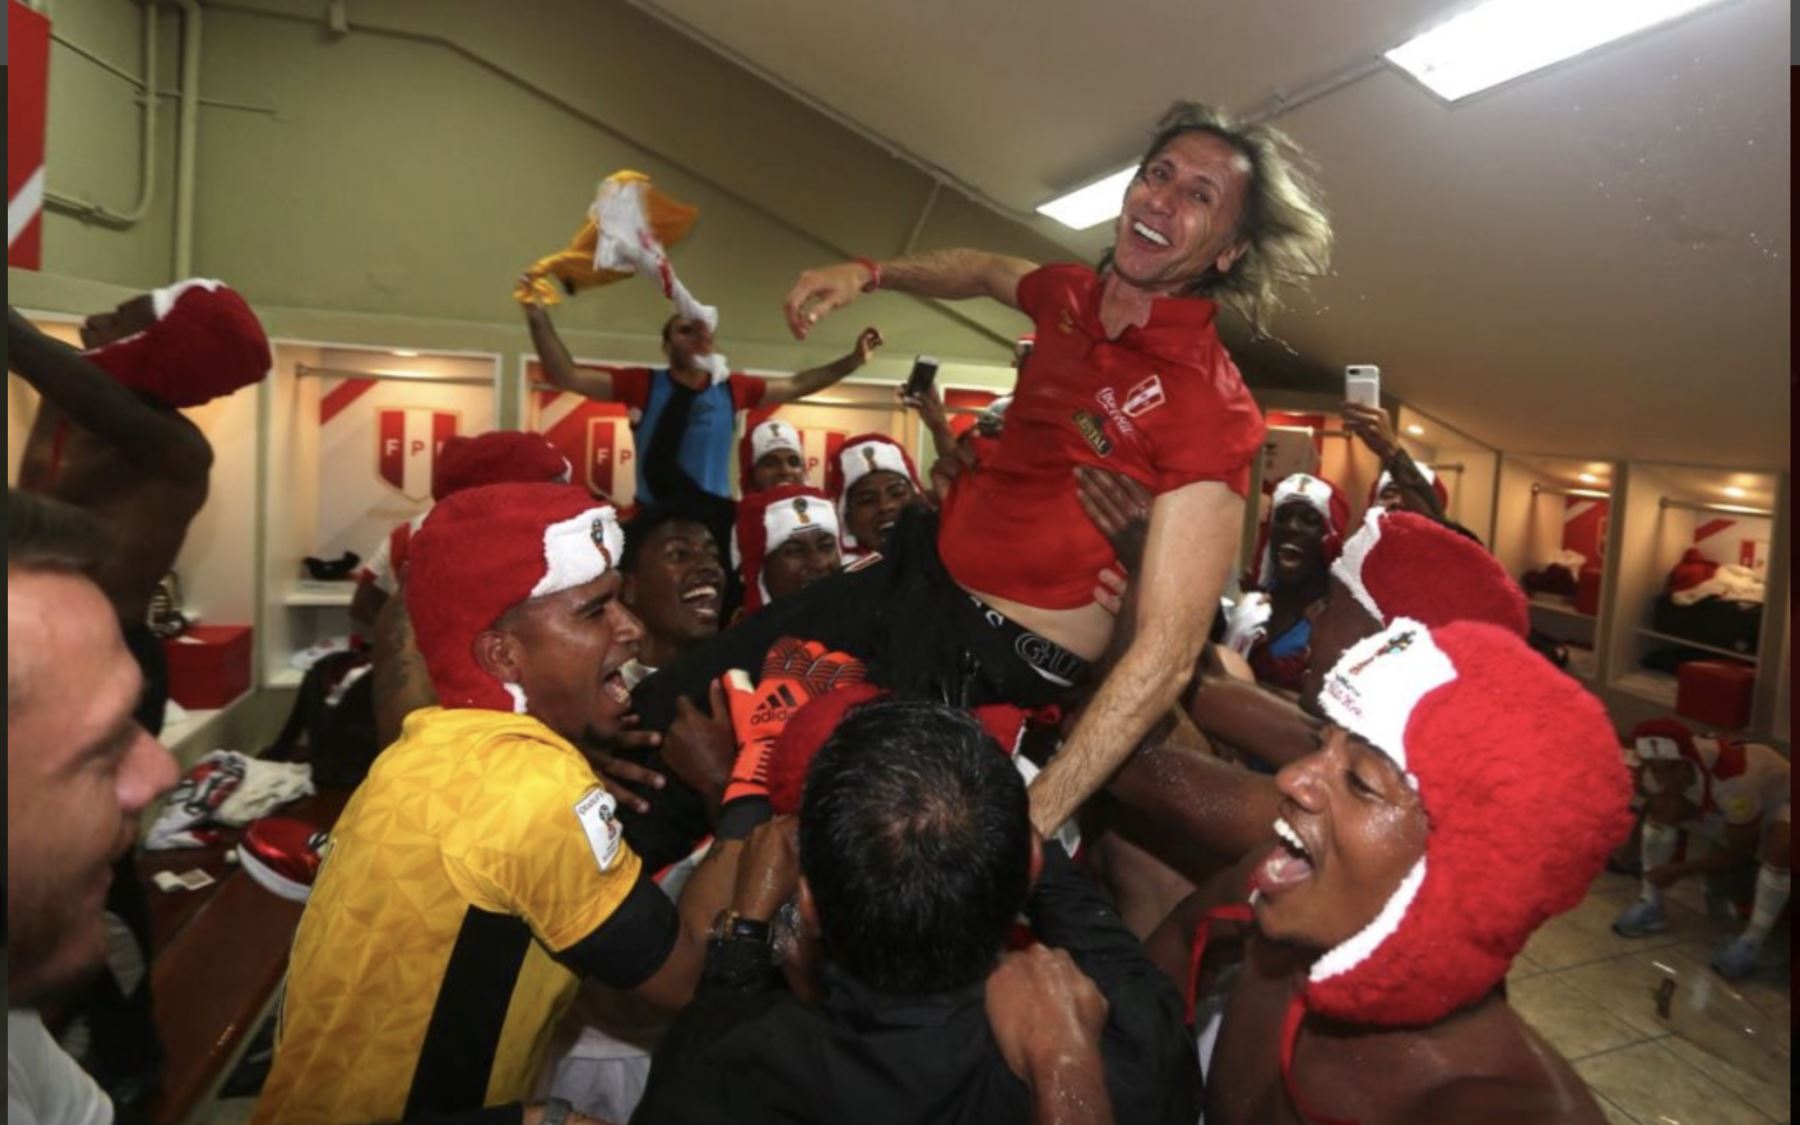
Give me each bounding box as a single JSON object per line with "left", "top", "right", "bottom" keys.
{"left": 1072, "top": 411, "right": 1113, "bottom": 458}
{"left": 1094, "top": 388, "right": 1138, "bottom": 438}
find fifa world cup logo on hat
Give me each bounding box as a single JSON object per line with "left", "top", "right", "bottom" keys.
{"left": 1350, "top": 629, "right": 1415, "bottom": 676}
{"left": 794, "top": 497, "right": 812, "bottom": 524}
{"left": 861, "top": 447, "right": 879, "bottom": 473}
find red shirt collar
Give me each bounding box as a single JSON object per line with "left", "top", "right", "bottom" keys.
{"left": 1065, "top": 266, "right": 1223, "bottom": 366}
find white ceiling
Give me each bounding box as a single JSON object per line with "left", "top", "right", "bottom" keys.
{"left": 633, "top": 0, "right": 1790, "bottom": 470}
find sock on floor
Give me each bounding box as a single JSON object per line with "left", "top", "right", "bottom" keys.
{"left": 1740, "top": 865, "right": 1790, "bottom": 949}
{"left": 1639, "top": 821, "right": 1679, "bottom": 908}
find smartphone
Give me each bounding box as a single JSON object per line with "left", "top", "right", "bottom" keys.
{"left": 905, "top": 355, "right": 940, "bottom": 399}
{"left": 1345, "top": 364, "right": 1381, "bottom": 408}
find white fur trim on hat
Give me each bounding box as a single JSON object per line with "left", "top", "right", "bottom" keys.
{"left": 1330, "top": 507, "right": 1389, "bottom": 624}
{"left": 1375, "top": 462, "right": 1435, "bottom": 497}
{"left": 752, "top": 419, "right": 802, "bottom": 463}
{"left": 151, "top": 278, "right": 224, "bottom": 319}
{"left": 1316, "top": 616, "right": 1456, "bottom": 774}
{"left": 840, "top": 439, "right": 909, "bottom": 494}
{"left": 763, "top": 492, "right": 838, "bottom": 553}
{"left": 1310, "top": 856, "right": 1427, "bottom": 984}
{"left": 530, "top": 506, "right": 624, "bottom": 599}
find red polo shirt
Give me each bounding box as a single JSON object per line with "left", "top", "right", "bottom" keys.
{"left": 937, "top": 264, "right": 1265, "bottom": 610}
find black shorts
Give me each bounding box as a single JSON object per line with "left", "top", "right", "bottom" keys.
{"left": 621, "top": 506, "right": 1090, "bottom": 868}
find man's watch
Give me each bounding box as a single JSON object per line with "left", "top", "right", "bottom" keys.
{"left": 540, "top": 1097, "right": 574, "bottom": 1125}
{"left": 709, "top": 908, "right": 773, "bottom": 945}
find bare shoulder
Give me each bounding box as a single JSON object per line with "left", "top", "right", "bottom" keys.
{"left": 1401, "top": 1012, "right": 1606, "bottom": 1125}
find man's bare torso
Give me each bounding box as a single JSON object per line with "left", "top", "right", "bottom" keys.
{"left": 1205, "top": 935, "right": 1605, "bottom": 1125}
{"left": 20, "top": 402, "right": 208, "bottom": 622}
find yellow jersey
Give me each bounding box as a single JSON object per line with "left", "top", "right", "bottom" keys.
{"left": 254, "top": 706, "right": 676, "bottom": 1124}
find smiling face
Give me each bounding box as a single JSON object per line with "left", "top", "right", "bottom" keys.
{"left": 79, "top": 293, "right": 157, "bottom": 350}
{"left": 845, "top": 469, "right": 916, "bottom": 548}
{"left": 763, "top": 527, "right": 841, "bottom": 603}
{"left": 1269, "top": 500, "right": 1329, "bottom": 588}
{"left": 8, "top": 569, "right": 179, "bottom": 1005}
{"left": 751, "top": 447, "right": 807, "bottom": 492}
{"left": 623, "top": 518, "right": 724, "bottom": 656}
{"left": 1252, "top": 726, "right": 1430, "bottom": 952}
{"left": 1111, "top": 130, "right": 1253, "bottom": 296}
{"left": 483, "top": 571, "right": 644, "bottom": 745}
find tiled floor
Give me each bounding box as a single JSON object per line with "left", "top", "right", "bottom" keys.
{"left": 199, "top": 871, "right": 1792, "bottom": 1125}
{"left": 1512, "top": 870, "right": 1792, "bottom": 1124}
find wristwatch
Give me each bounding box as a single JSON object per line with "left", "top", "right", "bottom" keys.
{"left": 540, "top": 1097, "right": 574, "bottom": 1125}
{"left": 710, "top": 908, "right": 773, "bottom": 945}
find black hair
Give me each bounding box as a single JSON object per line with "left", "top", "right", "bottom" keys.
{"left": 618, "top": 496, "right": 728, "bottom": 573}
{"left": 798, "top": 698, "right": 1032, "bottom": 996}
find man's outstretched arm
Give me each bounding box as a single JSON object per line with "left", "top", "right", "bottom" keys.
{"left": 1029, "top": 480, "right": 1243, "bottom": 835}
{"left": 7, "top": 307, "right": 211, "bottom": 480}
{"left": 521, "top": 299, "right": 615, "bottom": 401}
{"left": 760, "top": 326, "right": 884, "bottom": 406}
{"left": 783, "top": 250, "right": 1036, "bottom": 338}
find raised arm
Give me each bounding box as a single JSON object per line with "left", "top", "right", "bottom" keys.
{"left": 1029, "top": 480, "right": 1243, "bottom": 835}
{"left": 521, "top": 295, "right": 614, "bottom": 402}
{"left": 783, "top": 250, "right": 1037, "bottom": 339}
{"left": 760, "top": 326, "right": 883, "bottom": 407}
{"left": 7, "top": 307, "right": 211, "bottom": 480}
{"left": 1342, "top": 402, "right": 1446, "bottom": 522}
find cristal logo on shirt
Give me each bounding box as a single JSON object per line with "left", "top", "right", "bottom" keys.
{"left": 1072, "top": 411, "right": 1113, "bottom": 457}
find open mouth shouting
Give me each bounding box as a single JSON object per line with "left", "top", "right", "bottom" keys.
{"left": 1128, "top": 217, "right": 1172, "bottom": 250}
{"left": 679, "top": 578, "right": 723, "bottom": 625}
{"left": 1256, "top": 814, "right": 1317, "bottom": 896}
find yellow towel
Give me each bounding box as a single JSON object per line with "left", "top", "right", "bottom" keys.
{"left": 514, "top": 170, "right": 699, "bottom": 307}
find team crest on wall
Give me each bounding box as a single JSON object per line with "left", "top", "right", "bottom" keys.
{"left": 376, "top": 407, "right": 459, "bottom": 501}
{"left": 585, "top": 415, "right": 637, "bottom": 506}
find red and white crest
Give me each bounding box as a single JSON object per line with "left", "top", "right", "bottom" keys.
{"left": 585, "top": 415, "right": 637, "bottom": 506}
{"left": 1121, "top": 374, "right": 1166, "bottom": 418}
{"left": 377, "top": 408, "right": 459, "bottom": 500}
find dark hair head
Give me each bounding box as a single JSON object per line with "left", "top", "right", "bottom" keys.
{"left": 7, "top": 489, "right": 110, "bottom": 575}
{"left": 659, "top": 314, "right": 683, "bottom": 348}
{"left": 1103, "top": 100, "right": 1333, "bottom": 339}
{"left": 619, "top": 496, "right": 727, "bottom": 573}
{"left": 798, "top": 697, "right": 1032, "bottom": 996}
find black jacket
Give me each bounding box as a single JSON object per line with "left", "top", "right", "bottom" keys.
{"left": 632, "top": 844, "right": 1200, "bottom": 1125}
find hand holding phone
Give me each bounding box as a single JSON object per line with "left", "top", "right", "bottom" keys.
{"left": 904, "top": 355, "right": 940, "bottom": 400}
{"left": 1345, "top": 364, "right": 1380, "bottom": 409}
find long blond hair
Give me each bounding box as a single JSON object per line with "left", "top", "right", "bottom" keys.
{"left": 1114, "top": 101, "right": 1334, "bottom": 339}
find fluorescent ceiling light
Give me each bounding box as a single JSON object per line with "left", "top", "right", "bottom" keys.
{"left": 1722, "top": 486, "right": 1747, "bottom": 498}
{"left": 392, "top": 349, "right": 419, "bottom": 357}
{"left": 1405, "top": 423, "right": 1426, "bottom": 436}
{"left": 1037, "top": 165, "right": 1137, "bottom": 231}
{"left": 1385, "top": 0, "right": 1728, "bottom": 103}
{"left": 1577, "top": 472, "right": 1599, "bottom": 484}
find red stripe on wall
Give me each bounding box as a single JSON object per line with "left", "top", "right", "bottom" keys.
{"left": 1693, "top": 518, "right": 1736, "bottom": 543}
{"left": 319, "top": 377, "right": 378, "bottom": 425}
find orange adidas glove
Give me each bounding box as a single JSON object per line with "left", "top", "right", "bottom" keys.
{"left": 719, "top": 638, "right": 868, "bottom": 807}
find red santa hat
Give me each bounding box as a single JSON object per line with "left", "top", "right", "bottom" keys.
{"left": 84, "top": 279, "right": 271, "bottom": 408}
{"left": 825, "top": 432, "right": 923, "bottom": 552}
{"left": 406, "top": 482, "right": 625, "bottom": 713}
{"left": 736, "top": 417, "right": 804, "bottom": 491}
{"left": 433, "top": 431, "right": 573, "bottom": 501}
{"left": 1629, "top": 716, "right": 1715, "bottom": 810}
{"left": 1252, "top": 473, "right": 1351, "bottom": 589}
{"left": 1367, "top": 461, "right": 1450, "bottom": 510}
{"left": 1330, "top": 508, "right": 1528, "bottom": 636}
{"left": 1666, "top": 548, "right": 1720, "bottom": 594}
{"left": 732, "top": 484, "right": 839, "bottom": 613}
{"left": 1297, "top": 618, "right": 1633, "bottom": 1029}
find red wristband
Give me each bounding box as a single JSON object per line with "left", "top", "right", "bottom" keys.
{"left": 853, "top": 257, "right": 882, "bottom": 293}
